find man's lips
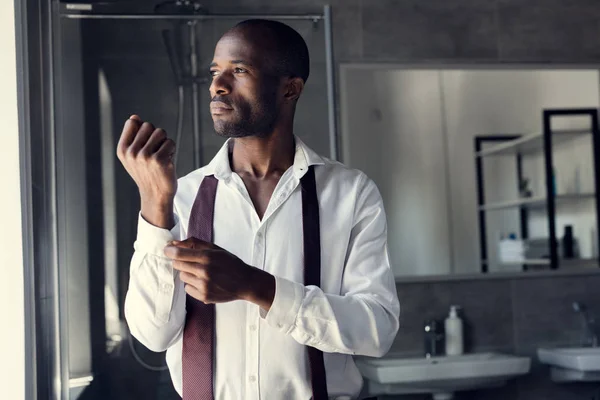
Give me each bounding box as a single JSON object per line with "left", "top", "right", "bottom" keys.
{"left": 210, "top": 101, "right": 233, "bottom": 114}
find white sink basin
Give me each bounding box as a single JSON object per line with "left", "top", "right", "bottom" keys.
{"left": 538, "top": 347, "right": 600, "bottom": 382}
{"left": 355, "top": 352, "right": 531, "bottom": 399}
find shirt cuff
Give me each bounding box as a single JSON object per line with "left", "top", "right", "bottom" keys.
{"left": 260, "top": 275, "right": 304, "bottom": 334}
{"left": 134, "top": 212, "right": 180, "bottom": 256}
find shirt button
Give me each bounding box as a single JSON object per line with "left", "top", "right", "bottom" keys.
{"left": 256, "top": 232, "right": 262, "bottom": 239}
{"left": 249, "top": 375, "right": 256, "bottom": 382}
{"left": 250, "top": 324, "right": 257, "bottom": 331}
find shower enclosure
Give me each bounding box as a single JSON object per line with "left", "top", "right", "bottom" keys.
{"left": 39, "top": 1, "right": 339, "bottom": 399}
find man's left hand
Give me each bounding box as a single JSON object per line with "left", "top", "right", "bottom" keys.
{"left": 163, "top": 238, "right": 275, "bottom": 310}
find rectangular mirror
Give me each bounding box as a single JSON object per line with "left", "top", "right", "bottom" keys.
{"left": 340, "top": 67, "right": 600, "bottom": 277}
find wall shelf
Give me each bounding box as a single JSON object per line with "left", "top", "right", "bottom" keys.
{"left": 484, "top": 258, "right": 599, "bottom": 267}
{"left": 478, "top": 193, "right": 596, "bottom": 211}
{"left": 476, "top": 129, "right": 590, "bottom": 157}
{"left": 483, "top": 259, "right": 551, "bottom": 266}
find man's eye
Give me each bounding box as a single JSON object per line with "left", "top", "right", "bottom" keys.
{"left": 234, "top": 67, "right": 247, "bottom": 73}
{"left": 209, "top": 70, "right": 218, "bottom": 77}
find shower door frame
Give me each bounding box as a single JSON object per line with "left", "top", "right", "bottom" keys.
{"left": 46, "top": 4, "right": 339, "bottom": 400}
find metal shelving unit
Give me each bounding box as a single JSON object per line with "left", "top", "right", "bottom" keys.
{"left": 478, "top": 193, "right": 597, "bottom": 212}
{"left": 474, "top": 108, "right": 600, "bottom": 273}
{"left": 481, "top": 258, "right": 598, "bottom": 267}
{"left": 475, "top": 129, "right": 591, "bottom": 157}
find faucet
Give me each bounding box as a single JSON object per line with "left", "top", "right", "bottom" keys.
{"left": 572, "top": 301, "right": 598, "bottom": 347}
{"left": 423, "top": 319, "right": 445, "bottom": 358}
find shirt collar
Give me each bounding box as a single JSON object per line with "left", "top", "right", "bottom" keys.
{"left": 202, "top": 135, "right": 326, "bottom": 180}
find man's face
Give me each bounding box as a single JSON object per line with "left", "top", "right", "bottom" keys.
{"left": 209, "top": 32, "right": 281, "bottom": 138}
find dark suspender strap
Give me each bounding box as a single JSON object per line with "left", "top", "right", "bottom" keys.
{"left": 300, "top": 166, "right": 329, "bottom": 400}
{"left": 183, "top": 168, "right": 328, "bottom": 399}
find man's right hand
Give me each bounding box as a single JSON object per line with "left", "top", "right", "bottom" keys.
{"left": 116, "top": 115, "right": 177, "bottom": 229}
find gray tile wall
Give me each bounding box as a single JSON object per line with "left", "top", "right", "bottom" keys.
{"left": 200, "top": 0, "right": 600, "bottom": 64}
{"left": 361, "top": 1, "right": 498, "bottom": 62}
{"left": 390, "top": 280, "right": 514, "bottom": 355}
{"left": 390, "top": 273, "right": 600, "bottom": 400}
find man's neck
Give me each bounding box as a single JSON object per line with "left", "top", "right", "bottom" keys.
{"left": 229, "top": 132, "right": 295, "bottom": 179}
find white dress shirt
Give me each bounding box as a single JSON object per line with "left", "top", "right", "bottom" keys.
{"left": 124, "top": 136, "right": 400, "bottom": 399}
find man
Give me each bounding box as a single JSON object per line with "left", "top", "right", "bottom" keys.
{"left": 119, "top": 19, "right": 399, "bottom": 400}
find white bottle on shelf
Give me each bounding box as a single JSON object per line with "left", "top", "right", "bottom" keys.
{"left": 445, "top": 305, "right": 464, "bottom": 356}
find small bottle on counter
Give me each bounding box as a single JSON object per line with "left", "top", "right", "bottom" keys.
{"left": 445, "top": 305, "right": 464, "bottom": 355}
{"left": 562, "top": 225, "right": 575, "bottom": 259}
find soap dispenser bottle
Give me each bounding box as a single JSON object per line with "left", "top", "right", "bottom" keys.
{"left": 445, "top": 305, "right": 464, "bottom": 355}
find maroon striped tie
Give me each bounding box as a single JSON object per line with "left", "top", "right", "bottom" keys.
{"left": 183, "top": 175, "right": 218, "bottom": 400}
{"left": 182, "top": 168, "right": 328, "bottom": 399}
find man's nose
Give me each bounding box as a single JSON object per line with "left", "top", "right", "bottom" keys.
{"left": 209, "top": 73, "right": 232, "bottom": 96}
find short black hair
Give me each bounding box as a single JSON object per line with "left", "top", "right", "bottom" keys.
{"left": 232, "top": 19, "right": 310, "bottom": 83}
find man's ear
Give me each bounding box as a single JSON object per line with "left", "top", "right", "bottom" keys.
{"left": 283, "top": 77, "right": 305, "bottom": 102}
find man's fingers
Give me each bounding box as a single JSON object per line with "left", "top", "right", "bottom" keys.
{"left": 141, "top": 128, "right": 167, "bottom": 156}
{"left": 171, "top": 237, "right": 223, "bottom": 252}
{"left": 155, "top": 137, "right": 176, "bottom": 162}
{"left": 179, "top": 270, "right": 208, "bottom": 286}
{"left": 164, "top": 245, "right": 212, "bottom": 262}
{"left": 173, "top": 261, "right": 209, "bottom": 279}
{"left": 128, "top": 121, "right": 155, "bottom": 155}
{"left": 169, "top": 237, "right": 214, "bottom": 250}
{"left": 117, "top": 118, "right": 142, "bottom": 157}
{"left": 184, "top": 285, "right": 211, "bottom": 304}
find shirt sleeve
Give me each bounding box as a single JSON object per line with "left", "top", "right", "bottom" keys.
{"left": 261, "top": 175, "right": 400, "bottom": 357}
{"left": 124, "top": 211, "right": 187, "bottom": 352}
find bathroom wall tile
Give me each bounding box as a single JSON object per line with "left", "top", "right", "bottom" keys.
{"left": 330, "top": 2, "right": 362, "bottom": 61}
{"left": 204, "top": 0, "right": 362, "bottom": 61}
{"left": 511, "top": 274, "right": 600, "bottom": 352}
{"left": 391, "top": 281, "right": 451, "bottom": 355}
{"left": 392, "top": 279, "right": 514, "bottom": 355}
{"left": 362, "top": 0, "right": 498, "bottom": 62}
{"left": 205, "top": 0, "right": 347, "bottom": 13}
{"left": 497, "top": 0, "right": 600, "bottom": 62}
